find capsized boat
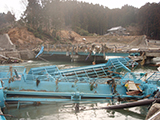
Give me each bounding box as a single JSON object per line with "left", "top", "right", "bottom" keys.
{"left": 0, "top": 57, "right": 158, "bottom": 109}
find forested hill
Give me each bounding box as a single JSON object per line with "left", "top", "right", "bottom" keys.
{"left": 0, "top": 0, "right": 160, "bottom": 40}
{"left": 23, "top": 0, "right": 138, "bottom": 36}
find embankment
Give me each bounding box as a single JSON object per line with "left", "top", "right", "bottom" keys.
{"left": 0, "top": 50, "right": 35, "bottom": 60}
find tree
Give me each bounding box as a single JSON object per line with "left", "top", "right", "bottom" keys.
{"left": 138, "top": 3, "right": 160, "bottom": 39}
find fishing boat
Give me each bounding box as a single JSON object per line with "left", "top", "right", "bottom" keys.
{"left": 0, "top": 57, "right": 159, "bottom": 109}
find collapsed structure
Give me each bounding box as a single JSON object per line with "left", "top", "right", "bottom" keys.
{"left": 0, "top": 34, "right": 16, "bottom": 51}
{"left": 106, "top": 26, "right": 129, "bottom": 36}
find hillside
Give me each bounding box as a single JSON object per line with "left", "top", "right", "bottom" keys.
{"left": 6, "top": 27, "right": 159, "bottom": 51}
{"left": 8, "top": 27, "right": 43, "bottom": 50}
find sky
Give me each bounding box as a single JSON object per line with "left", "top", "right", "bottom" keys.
{"left": 0, "top": 0, "right": 160, "bottom": 19}
{"left": 0, "top": 0, "right": 27, "bottom": 19}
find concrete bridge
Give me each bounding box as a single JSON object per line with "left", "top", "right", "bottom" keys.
{"left": 39, "top": 44, "right": 130, "bottom": 62}
{"left": 36, "top": 44, "right": 160, "bottom": 64}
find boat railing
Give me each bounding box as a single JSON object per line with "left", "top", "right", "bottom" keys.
{"left": 30, "top": 66, "right": 61, "bottom": 75}
{"left": 105, "top": 57, "right": 138, "bottom": 72}
{"left": 54, "top": 67, "right": 121, "bottom": 82}
{"left": 28, "top": 65, "right": 59, "bottom": 75}
{"left": 25, "top": 73, "right": 55, "bottom": 81}
{"left": 25, "top": 71, "right": 121, "bottom": 84}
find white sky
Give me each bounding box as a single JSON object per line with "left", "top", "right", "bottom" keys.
{"left": 0, "top": 0, "right": 27, "bottom": 19}
{"left": 0, "top": 0, "right": 160, "bottom": 19}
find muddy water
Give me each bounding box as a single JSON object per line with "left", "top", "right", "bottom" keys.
{"left": 2, "top": 60, "right": 158, "bottom": 120}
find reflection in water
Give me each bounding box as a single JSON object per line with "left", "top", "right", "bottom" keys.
{"left": 114, "top": 108, "right": 146, "bottom": 119}
{"left": 1, "top": 60, "right": 156, "bottom": 120}
{"left": 4, "top": 101, "right": 147, "bottom": 120}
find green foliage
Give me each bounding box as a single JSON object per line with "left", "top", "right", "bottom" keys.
{"left": 27, "top": 26, "right": 43, "bottom": 39}
{"left": 53, "top": 36, "right": 61, "bottom": 42}
{"left": 27, "top": 26, "right": 34, "bottom": 33}
{"left": 79, "top": 29, "right": 89, "bottom": 36}
{"left": 76, "top": 27, "right": 89, "bottom": 36}
{"left": 56, "top": 36, "right": 61, "bottom": 41}
{"left": 34, "top": 31, "right": 43, "bottom": 39}
{"left": 27, "top": 26, "right": 55, "bottom": 40}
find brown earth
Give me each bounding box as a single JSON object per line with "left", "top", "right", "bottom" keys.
{"left": 7, "top": 27, "right": 159, "bottom": 51}
{"left": 8, "top": 27, "right": 43, "bottom": 50}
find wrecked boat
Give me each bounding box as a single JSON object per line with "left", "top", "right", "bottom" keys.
{"left": 0, "top": 57, "right": 159, "bottom": 109}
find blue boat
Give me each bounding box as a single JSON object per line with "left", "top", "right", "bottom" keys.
{"left": 0, "top": 57, "right": 159, "bottom": 109}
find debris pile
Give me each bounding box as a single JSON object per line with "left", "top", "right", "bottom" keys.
{"left": 0, "top": 54, "right": 22, "bottom": 64}
{"left": 56, "top": 30, "right": 83, "bottom": 43}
